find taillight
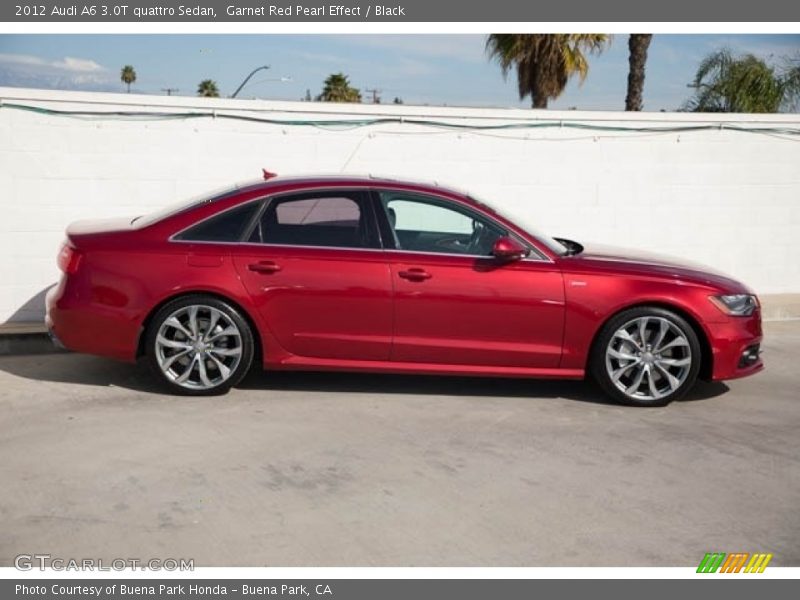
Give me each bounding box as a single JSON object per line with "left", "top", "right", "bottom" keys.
{"left": 57, "top": 243, "right": 82, "bottom": 274}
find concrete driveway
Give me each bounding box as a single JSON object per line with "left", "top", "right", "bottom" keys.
{"left": 0, "top": 322, "right": 798, "bottom": 567}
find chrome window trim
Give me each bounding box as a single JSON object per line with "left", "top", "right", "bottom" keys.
{"left": 166, "top": 184, "right": 556, "bottom": 263}
{"left": 166, "top": 239, "right": 553, "bottom": 264}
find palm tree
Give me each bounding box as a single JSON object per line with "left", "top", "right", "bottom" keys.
{"left": 684, "top": 49, "right": 800, "bottom": 113}
{"left": 197, "top": 79, "right": 220, "bottom": 98}
{"left": 625, "top": 34, "right": 653, "bottom": 111}
{"left": 316, "top": 73, "right": 361, "bottom": 103}
{"left": 486, "top": 34, "right": 609, "bottom": 108}
{"left": 120, "top": 65, "right": 136, "bottom": 93}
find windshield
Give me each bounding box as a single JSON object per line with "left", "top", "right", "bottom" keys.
{"left": 132, "top": 185, "right": 241, "bottom": 228}
{"left": 467, "top": 194, "right": 570, "bottom": 256}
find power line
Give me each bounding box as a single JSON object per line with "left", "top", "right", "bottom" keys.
{"left": 3, "top": 102, "right": 799, "bottom": 140}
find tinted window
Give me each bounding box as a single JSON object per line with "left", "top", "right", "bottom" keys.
{"left": 379, "top": 192, "right": 507, "bottom": 256}
{"left": 175, "top": 201, "right": 260, "bottom": 242}
{"left": 249, "top": 192, "right": 377, "bottom": 249}
{"left": 275, "top": 197, "right": 361, "bottom": 226}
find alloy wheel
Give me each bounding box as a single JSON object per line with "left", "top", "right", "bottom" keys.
{"left": 154, "top": 304, "right": 243, "bottom": 391}
{"left": 604, "top": 316, "right": 693, "bottom": 402}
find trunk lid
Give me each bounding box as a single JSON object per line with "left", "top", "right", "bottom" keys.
{"left": 65, "top": 217, "right": 136, "bottom": 247}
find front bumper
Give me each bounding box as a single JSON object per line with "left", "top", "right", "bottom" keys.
{"left": 707, "top": 310, "right": 764, "bottom": 381}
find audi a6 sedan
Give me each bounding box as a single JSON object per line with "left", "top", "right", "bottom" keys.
{"left": 46, "top": 175, "right": 763, "bottom": 406}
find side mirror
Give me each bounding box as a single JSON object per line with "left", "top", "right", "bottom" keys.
{"left": 492, "top": 236, "right": 529, "bottom": 262}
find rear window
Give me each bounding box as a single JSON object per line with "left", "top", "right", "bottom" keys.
{"left": 174, "top": 201, "right": 261, "bottom": 242}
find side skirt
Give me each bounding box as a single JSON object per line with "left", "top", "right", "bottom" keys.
{"left": 268, "top": 356, "right": 584, "bottom": 380}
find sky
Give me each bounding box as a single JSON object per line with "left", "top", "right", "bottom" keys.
{"left": 0, "top": 34, "right": 798, "bottom": 111}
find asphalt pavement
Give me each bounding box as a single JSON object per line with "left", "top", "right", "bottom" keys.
{"left": 0, "top": 321, "right": 797, "bottom": 566}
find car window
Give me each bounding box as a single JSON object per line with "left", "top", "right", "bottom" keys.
{"left": 174, "top": 201, "right": 261, "bottom": 242}
{"left": 249, "top": 191, "right": 377, "bottom": 249}
{"left": 466, "top": 192, "right": 569, "bottom": 256}
{"left": 379, "top": 192, "right": 507, "bottom": 256}
{"left": 275, "top": 197, "right": 360, "bottom": 226}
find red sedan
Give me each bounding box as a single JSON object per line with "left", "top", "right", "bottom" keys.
{"left": 46, "top": 175, "right": 763, "bottom": 406}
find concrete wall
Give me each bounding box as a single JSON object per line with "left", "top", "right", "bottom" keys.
{"left": 1, "top": 87, "right": 799, "bottom": 324}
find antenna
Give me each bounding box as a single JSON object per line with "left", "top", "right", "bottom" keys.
{"left": 365, "top": 88, "right": 382, "bottom": 104}
{"left": 161, "top": 88, "right": 179, "bottom": 96}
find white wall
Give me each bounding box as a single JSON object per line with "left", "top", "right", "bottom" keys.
{"left": 1, "top": 87, "right": 799, "bottom": 323}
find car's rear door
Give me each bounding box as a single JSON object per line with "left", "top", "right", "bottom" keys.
{"left": 231, "top": 189, "right": 393, "bottom": 361}
{"left": 375, "top": 190, "right": 565, "bottom": 368}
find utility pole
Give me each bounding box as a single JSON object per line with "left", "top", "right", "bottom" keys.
{"left": 365, "top": 88, "right": 382, "bottom": 104}
{"left": 161, "top": 88, "right": 179, "bottom": 96}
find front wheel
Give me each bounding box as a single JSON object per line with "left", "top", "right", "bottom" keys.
{"left": 145, "top": 295, "right": 255, "bottom": 396}
{"left": 590, "top": 307, "right": 702, "bottom": 407}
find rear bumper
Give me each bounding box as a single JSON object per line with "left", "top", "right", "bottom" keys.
{"left": 707, "top": 310, "right": 764, "bottom": 381}
{"left": 45, "top": 278, "right": 139, "bottom": 363}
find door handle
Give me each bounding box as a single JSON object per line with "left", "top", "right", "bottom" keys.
{"left": 398, "top": 268, "right": 432, "bottom": 281}
{"left": 248, "top": 261, "right": 282, "bottom": 274}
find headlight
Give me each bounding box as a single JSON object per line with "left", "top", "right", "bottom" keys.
{"left": 709, "top": 294, "right": 758, "bottom": 316}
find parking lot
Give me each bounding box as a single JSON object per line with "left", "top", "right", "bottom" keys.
{"left": 0, "top": 321, "right": 798, "bottom": 567}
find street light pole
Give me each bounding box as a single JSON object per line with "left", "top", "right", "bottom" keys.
{"left": 231, "top": 65, "right": 270, "bottom": 98}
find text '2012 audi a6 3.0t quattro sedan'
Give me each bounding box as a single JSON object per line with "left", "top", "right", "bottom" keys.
{"left": 46, "top": 175, "right": 763, "bottom": 406}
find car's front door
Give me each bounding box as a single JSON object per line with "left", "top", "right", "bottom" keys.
{"left": 375, "top": 190, "right": 565, "bottom": 368}
{"left": 231, "top": 189, "right": 393, "bottom": 361}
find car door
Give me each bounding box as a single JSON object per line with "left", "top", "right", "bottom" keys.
{"left": 231, "top": 189, "right": 393, "bottom": 361}
{"left": 375, "top": 190, "right": 565, "bottom": 368}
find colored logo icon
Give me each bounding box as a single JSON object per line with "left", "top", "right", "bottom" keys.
{"left": 697, "top": 553, "right": 773, "bottom": 573}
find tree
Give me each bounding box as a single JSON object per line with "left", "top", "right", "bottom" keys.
{"left": 625, "top": 34, "right": 653, "bottom": 111}
{"left": 316, "top": 73, "right": 361, "bottom": 103}
{"left": 683, "top": 49, "right": 800, "bottom": 113}
{"left": 393, "top": 97, "right": 404, "bottom": 105}
{"left": 120, "top": 65, "right": 136, "bottom": 93}
{"left": 486, "top": 34, "right": 609, "bottom": 108}
{"left": 197, "top": 79, "right": 220, "bottom": 98}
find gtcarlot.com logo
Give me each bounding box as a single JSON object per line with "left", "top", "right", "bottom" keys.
{"left": 697, "top": 552, "right": 773, "bottom": 573}
{"left": 14, "top": 554, "right": 194, "bottom": 571}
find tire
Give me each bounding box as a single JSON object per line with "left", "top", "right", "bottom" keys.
{"left": 144, "top": 295, "right": 255, "bottom": 396}
{"left": 590, "top": 306, "right": 702, "bottom": 407}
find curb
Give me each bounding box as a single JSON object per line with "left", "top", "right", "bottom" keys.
{"left": 0, "top": 333, "right": 65, "bottom": 356}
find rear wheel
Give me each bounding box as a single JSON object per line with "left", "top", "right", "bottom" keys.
{"left": 145, "top": 295, "right": 254, "bottom": 396}
{"left": 590, "top": 307, "right": 702, "bottom": 407}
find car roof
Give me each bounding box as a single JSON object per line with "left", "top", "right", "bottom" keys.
{"left": 229, "top": 173, "right": 468, "bottom": 198}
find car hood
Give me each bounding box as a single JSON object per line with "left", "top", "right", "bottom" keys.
{"left": 565, "top": 242, "right": 751, "bottom": 293}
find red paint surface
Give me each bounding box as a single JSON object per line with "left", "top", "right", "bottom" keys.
{"left": 46, "top": 176, "right": 763, "bottom": 382}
